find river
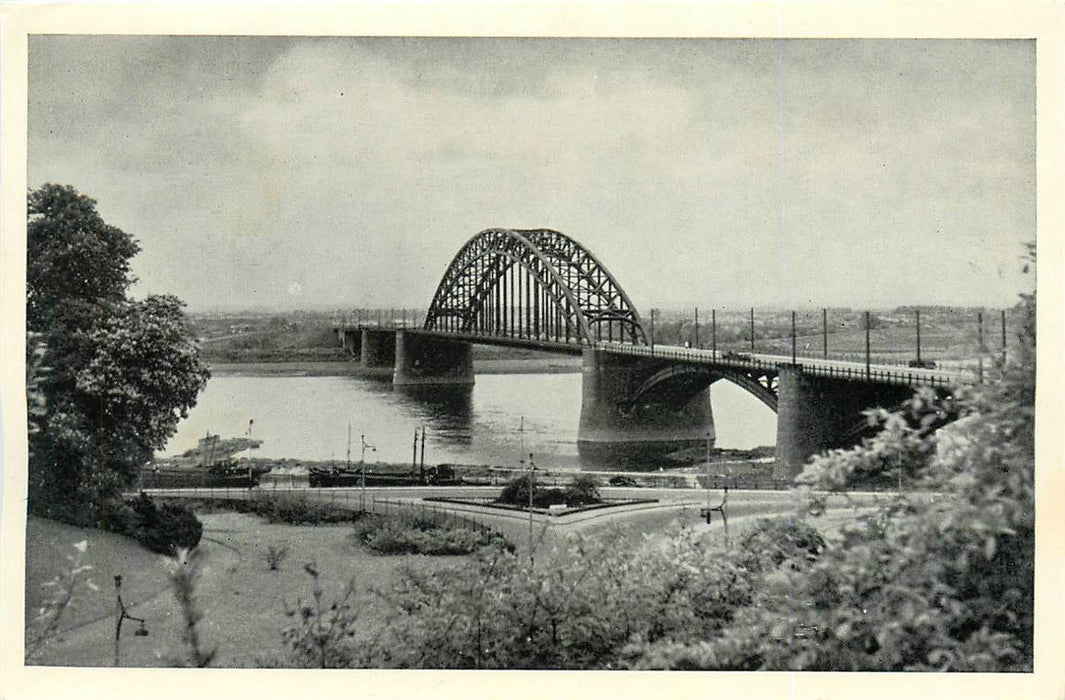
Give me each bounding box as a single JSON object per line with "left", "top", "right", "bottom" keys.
{"left": 160, "top": 369, "right": 777, "bottom": 471}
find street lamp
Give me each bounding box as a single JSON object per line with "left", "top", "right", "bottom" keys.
{"left": 527, "top": 452, "right": 536, "bottom": 562}
{"left": 360, "top": 434, "right": 376, "bottom": 510}
{"left": 704, "top": 431, "right": 712, "bottom": 512}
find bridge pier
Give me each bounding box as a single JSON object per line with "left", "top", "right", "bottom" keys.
{"left": 338, "top": 329, "right": 361, "bottom": 359}
{"left": 578, "top": 347, "right": 714, "bottom": 448}
{"left": 773, "top": 364, "right": 913, "bottom": 480}
{"left": 360, "top": 329, "right": 396, "bottom": 368}
{"left": 393, "top": 331, "right": 474, "bottom": 386}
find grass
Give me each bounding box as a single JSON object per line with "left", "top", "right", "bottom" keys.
{"left": 25, "top": 516, "right": 173, "bottom": 635}
{"left": 27, "top": 512, "right": 473, "bottom": 667}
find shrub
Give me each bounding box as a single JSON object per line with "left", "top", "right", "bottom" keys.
{"left": 99, "top": 492, "right": 203, "bottom": 556}
{"left": 563, "top": 475, "right": 601, "bottom": 506}
{"left": 279, "top": 563, "right": 363, "bottom": 668}
{"left": 249, "top": 492, "right": 360, "bottom": 525}
{"left": 167, "top": 547, "right": 215, "bottom": 667}
{"left": 367, "top": 526, "right": 759, "bottom": 669}
{"left": 633, "top": 263, "right": 1036, "bottom": 672}
{"left": 497, "top": 474, "right": 603, "bottom": 509}
{"left": 353, "top": 513, "right": 505, "bottom": 555}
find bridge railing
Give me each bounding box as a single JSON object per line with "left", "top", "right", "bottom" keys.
{"left": 597, "top": 342, "right": 975, "bottom": 388}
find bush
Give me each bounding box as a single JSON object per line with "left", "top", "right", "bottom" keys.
{"left": 633, "top": 267, "right": 1036, "bottom": 672}
{"left": 497, "top": 474, "right": 603, "bottom": 509}
{"left": 366, "top": 526, "right": 760, "bottom": 669}
{"left": 249, "top": 492, "right": 359, "bottom": 525}
{"left": 563, "top": 475, "right": 601, "bottom": 506}
{"left": 167, "top": 492, "right": 362, "bottom": 525}
{"left": 353, "top": 513, "right": 506, "bottom": 556}
{"left": 100, "top": 493, "right": 203, "bottom": 556}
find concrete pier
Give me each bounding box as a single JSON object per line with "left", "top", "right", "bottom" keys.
{"left": 393, "top": 331, "right": 474, "bottom": 387}
{"left": 360, "top": 329, "right": 396, "bottom": 368}
{"left": 773, "top": 364, "right": 912, "bottom": 480}
{"left": 577, "top": 347, "right": 715, "bottom": 447}
{"left": 339, "top": 329, "right": 361, "bottom": 360}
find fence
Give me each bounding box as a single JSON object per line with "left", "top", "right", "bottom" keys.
{"left": 136, "top": 484, "right": 502, "bottom": 535}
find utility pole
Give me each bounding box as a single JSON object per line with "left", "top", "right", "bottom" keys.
{"left": 822, "top": 308, "right": 828, "bottom": 359}
{"left": 420, "top": 426, "right": 426, "bottom": 478}
{"left": 791, "top": 310, "right": 797, "bottom": 364}
{"left": 412, "top": 427, "right": 419, "bottom": 473}
{"left": 977, "top": 311, "right": 985, "bottom": 383}
{"left": 865, "top": 311, "right": 871, "bottom": 379}
{"left": 694, "top": 307, "right": 699, "bottom": 348}
{"left": 1001, "top": 309, "right": 1007, "bottom": 365}
{"left": 749, "top": 307, "right": 755, "bottom": 352}
{"left": 915, "top": 308, "right": 922, "bottom": 366}
{"left": 712, "top": 309, "right": 716, "bottom": 358}
{"left": 360, "top": 434, "right": 375, "bottom": 510}
{"left": 527, "top": 453, "right": 536, "bottom": 563}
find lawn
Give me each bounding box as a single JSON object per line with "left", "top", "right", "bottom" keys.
{"left": 25, "top": 516, "right": 173, "bottom": 634}
{"left": 26, "top": 511, "right": 475, "bottom": 667}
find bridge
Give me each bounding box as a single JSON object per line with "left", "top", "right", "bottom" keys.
{"left": 334, "top": 228, "right": 980, "bottom": 480}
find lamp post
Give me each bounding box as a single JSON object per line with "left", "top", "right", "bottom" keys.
{"left": 527, "top": 453, "right": 536, "bottom": 563}
{"left": 360, "top": 434, "right": 375, "bottom": 510}
{"left": 704, "top": 431, "right": 712, "bottom": 512}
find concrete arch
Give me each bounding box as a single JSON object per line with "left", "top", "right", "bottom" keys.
{"left": 630, "top": 364, "right": 779, "bottom": 412}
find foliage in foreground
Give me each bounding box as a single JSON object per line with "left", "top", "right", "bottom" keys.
{"left": 166, "top": 547, "right": 216, "bottom": 667}
{"left": 635, "top": 287, "right": 1036, "bottom": 671}
{"left": 25, "top": 540, "right": 99, "bottom": 662}
{"left": 353, "top": 512, "right": 509, "bottom": 555}
{"left": 357, "top": 519, "right": 819, "bottom": 669}
{"left": 277, "top": 563, "right": 363, "bottom": 668}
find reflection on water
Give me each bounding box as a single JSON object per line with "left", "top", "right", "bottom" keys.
{"left": 392, "top": 385, "right": 475, "bottom": 446}
{"left": 162, "top": 371, "right": 776, "bottom": 471}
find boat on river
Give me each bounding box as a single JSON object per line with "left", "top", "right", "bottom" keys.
{"left": 142, "top": 432, "right": 272, "bottom": 488}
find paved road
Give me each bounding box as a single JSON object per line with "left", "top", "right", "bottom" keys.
{"left": 144, "top": 484, "right": 891, "bottom": 557}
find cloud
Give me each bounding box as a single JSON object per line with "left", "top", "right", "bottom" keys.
{"left": 27, "top": 37, "right": 1035, "bottom": 311}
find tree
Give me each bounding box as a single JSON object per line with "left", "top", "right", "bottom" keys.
{"left": 26, "top": 184, "right": 210, "bottom": 521}
{"left": 635, "top": 250, "right": 1036, "bottom": 672}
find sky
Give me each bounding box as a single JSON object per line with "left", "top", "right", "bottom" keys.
{"left": 27, "top": 37, "right": 1035, "bottom": 312}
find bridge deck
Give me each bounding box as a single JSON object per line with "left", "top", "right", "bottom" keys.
{"left": 334, "top": 324, "right": 979, "bottom": 388}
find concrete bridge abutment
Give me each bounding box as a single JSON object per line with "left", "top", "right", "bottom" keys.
{"left": 393, "top": 331, "right": 475, "bottom": 387}
{"left": 339, "top": 329, "right": 362, "bottom": 359}
{"left": 360, "top": 329, "right": 396, "bottom": 368}
{"left": 773, "top": 364, "right": 914, "bottom": 480}
{"left": 578, "top": 347, "right": 714, "bottom": 448}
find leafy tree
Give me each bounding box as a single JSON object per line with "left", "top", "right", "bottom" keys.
{"left": 635, "top": 252, "right": 1036, "bottom": 671}
{"left": 26, "top": 184, "right": 210, "bottom": 521}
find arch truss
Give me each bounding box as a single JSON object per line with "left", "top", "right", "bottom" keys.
{"left": 424, "top": 228, "right": 647, "bottom": 345}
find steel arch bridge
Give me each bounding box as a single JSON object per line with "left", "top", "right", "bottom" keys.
{"left": 423, "top": 228, "right": 648, "bottom": 346}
